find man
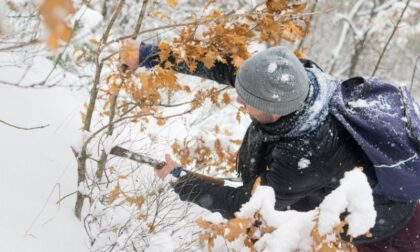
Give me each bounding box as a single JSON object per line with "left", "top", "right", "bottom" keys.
{"left": 120, "top": 40, "right": 420, "bottom": 250}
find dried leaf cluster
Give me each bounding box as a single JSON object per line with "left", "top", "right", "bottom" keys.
{"left": 196, "top": 211, "right": 276, "bottom": 252}
{"left": 108, "top": 182, "right": 145, "bottom": 208}
{"left": 160, "top": 0, "right": 308, "bottom": 72}
{"left": 171, "top": 134, "right": 240, "bottom": 174}
{"left": 310, "top": 217, "right": 358, "bottom": 252}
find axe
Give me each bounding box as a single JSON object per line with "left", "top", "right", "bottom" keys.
{"left": 110, "top": 145, "right": 241, "bottom": 187}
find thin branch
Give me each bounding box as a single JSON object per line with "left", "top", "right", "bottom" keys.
{"left": 132, "top": 0, "right": 149, "bottom": 39}
{"left": 297, "top": 0, "right": 318, "bottom": 50}
{"left": 0, "top": 119, "right": 49, "bottom": 130}
{"left": 338, "top": 14, "right": 362, "bottom": 39}
{"left": 75, "top": 0, "right": 126, "bottom": 220}
{"left": 40, "top": 4, "right": 91, "bottom": 87}
{"left": 96, "top": 0, "right": 151, "bottom": 181}
{"left": 0, "top": 39, "right": 41, "bottom": 52}
{"left": 56, "top": 191, "right": 77, "bottom": 205}
{"left": 25, "top": 183, "right": 61, "bottom": 238}
{"left": 0, "top": 79, "right": 87, "bottom": 89}
{"left": 0, "top": 70, "right": 64, "bottom": 89}
{"left": 106, "top": 11, "right": 240, "bottom": 46}
{"left": 371, "top": 0, "right": 411, "bottom": 76}
{"left": 410, "top": 55, "right": 420, "bottom": 92}
{"left": 100, "top": 0, "right": 125, "bottom": 45}
{"left": 85, "top": 0, "right": 126, "bottom": 132}
{"left": 327, "top": 0, "right": 365, "bottom": 74}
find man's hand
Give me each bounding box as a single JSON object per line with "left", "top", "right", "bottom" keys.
{"left": 155, "top": 154, "right": 178, "bottom": 180}
{"left": 119, "top": 39, "right": 140, "bottom": 71}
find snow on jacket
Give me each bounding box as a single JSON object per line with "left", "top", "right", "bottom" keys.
{"left": 139, "top": 45, "right": 416, "bottom": 244}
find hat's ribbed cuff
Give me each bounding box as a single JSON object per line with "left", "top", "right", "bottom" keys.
{"left": 236, "top": 76, "right": 308, "bottom": 116}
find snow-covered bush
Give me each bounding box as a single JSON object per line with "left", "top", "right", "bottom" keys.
{"left": 196, "top": 168, "right": 376, "bottom": 252}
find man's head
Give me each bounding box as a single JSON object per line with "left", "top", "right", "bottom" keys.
{"left": 235, "top": 46, "right": 310, "bottom": 123}
{"left": 236, "top": 95, "right": 281, "bottom": 124}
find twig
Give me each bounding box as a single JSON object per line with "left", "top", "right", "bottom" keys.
{"left": 106, "top": 11, "right": 235, "bottom": 46}
{"left": 96, "top": 0, "right": 151, "bottom": 180}
{"left": 24, "top": 183, "right": 61, "bottom": 238}
{"left": 101, "top": 0, "right": 125, "bottom": 45}
{"left": 41, "top": 3, "right": 91, "bottom": 88}
{"left": 409, "top": 55, "right": 420, "bottom": 93}
{"left": 297, "top": 1, "right": 318, "bottom": 50}
{"left": 0, "top": 39, "right": 41, "bottom": 52}
{"left": 132, "top": 0, "right": 149, "bottom": 39}
{"left": 0, "top": 78, "right": 58, "bottom": 89}
{"left": 371, "top": 0, "right": 411, "bottom": 76}
{"left": 0, "top": 119, "right": 49, "bottom": 130}
{"left": 84, "top": 0, "right": 126, "bottom": 132}
{"left": 56, "top": 191, "right": 78, "bottom": 205}
{"left": 327, "top": 0, "right": 365, "bottom": 74}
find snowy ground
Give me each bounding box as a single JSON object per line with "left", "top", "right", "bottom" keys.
{"left": 0, "top": 55, "right": 88, "bottom": 252}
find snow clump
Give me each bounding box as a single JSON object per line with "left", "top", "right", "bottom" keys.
{"left": 318, "top": 168, "right": 376, "bottom": 237}
{"left": 298, "top": 158, "right": 311, "bottom": 169}
{"left": 267, "top": 62, "right": 277, "bottom": 73}
{"left": 281, "top": 74, "right": 291, "bottom": 82}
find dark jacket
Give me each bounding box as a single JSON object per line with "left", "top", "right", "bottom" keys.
{"left": 140, "top": 46, "right": 417, "bottom": 244}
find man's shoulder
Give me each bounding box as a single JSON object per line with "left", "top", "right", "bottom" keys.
{"left": 270, "top": 114, "right": 348, "bottom": 156}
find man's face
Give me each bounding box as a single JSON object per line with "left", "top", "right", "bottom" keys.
{"left": 236, "top": 96, "right": 281, "bottom": 124}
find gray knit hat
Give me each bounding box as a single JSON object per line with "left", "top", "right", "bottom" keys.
{"left": 235, "top": 46, "right": 310, "bottom": 116}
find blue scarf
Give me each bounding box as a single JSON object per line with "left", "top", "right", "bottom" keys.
{"left": 286, "top": 68, "right": 339, "bottom": 137}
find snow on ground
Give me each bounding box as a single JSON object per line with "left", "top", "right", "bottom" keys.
{"left": 0, "top": 54, "right": 88, "bottom": 252}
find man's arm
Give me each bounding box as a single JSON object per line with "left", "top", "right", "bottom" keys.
{"left": 171, "top": 172, "right": 254, "bottom": 219}
{"left": 155, "top": 154, "right": 252, "bottom": 219}
{"left": 138, "top": 42, "right": 237, "bottom": 86}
